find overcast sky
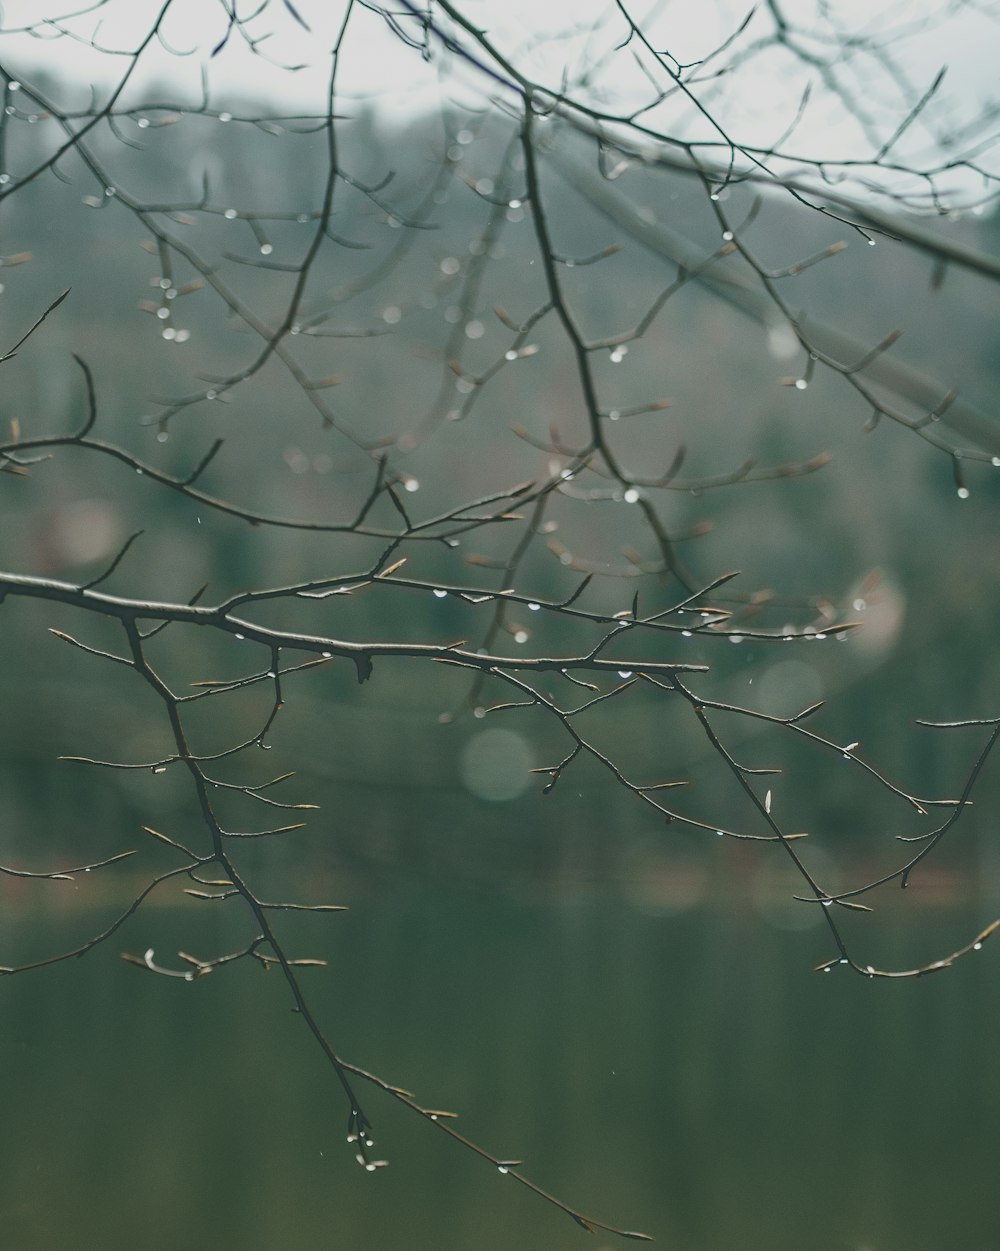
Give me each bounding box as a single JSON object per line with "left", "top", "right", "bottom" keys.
{"left": 1, "top": 1, "right": 997, "bottom": 202}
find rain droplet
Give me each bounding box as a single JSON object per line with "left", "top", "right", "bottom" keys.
{"left": 152, "top": 766, "right": 167, "bottom": 774}
{"left": 433, "top": 589, "right": 447, "bottom": 598}
{"left": 623, "top": 488, "right": 640, "bottom": 503}
{"left": 682, "top": 630, "right": 692, "bottom": 638}
{"left": 974, "top": 942, "right": 983, "bottom": 951}
{"left": 205, "top": 389, "right": 217, "bottom": 400}
{"left": 473, "top": 706, "right": 486, "bottom": 719}
{"left": 497, "top": 1166, "right": 509, "bottom": 1175}
{"left": 219, "top": 111, "right": 232, "bottom": 123}
{"left": 716, "top": 829, "right": 724, "bottom": 837}
{"left": 514, "top": 630, "right": 529, "bottom": 644}
{"left": 156, "top": 432, "right": 168, "bottom": 443}
{"left": 794, "top": 378, "right": 808, "bottom": 390}
{"left": 224, "top": 208, "right": 237, "bottom": 220}
{"left": 722, "top": 230, "right": 733, "bottom": 241}
{"left": 992, "top": 457, "right": 1000, "bottom": 468}
{"left": 822, "top": 899, "right": 832, "bottom": 907}
{"left": 504, "top": 349, "right": 517, "bottom": 361}
{"left": 528, "top": 602, "right": 540, "bottom": 611}
{"left": 609, "top": 345, "right": 628, "bottom": 364}
{"left": 137, "top": 117, "right": 149, "bottom": 128}
{"left": 404, "top": 478, "right": 419, "bottom": 493}
{"left": 957, "top": 486, "right": 970, "bottom": 499}
{"left": 235, "top": 633, "right": 245, "bottom": 641}
{"left": 867, "top": 238, "right": 876, "bottom": 246}
{"left": 729, "top": 635, "right": 743, "bottom": 644}
{"left": 260, "top": 243, "right": 273, "bottom": 255}
{"left": 618, "top": 670, "right": 633, "bottom": 678}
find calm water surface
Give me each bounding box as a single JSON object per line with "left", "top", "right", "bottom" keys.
{"left": 3, "top": 849, "right": 999, "bottom": 1251}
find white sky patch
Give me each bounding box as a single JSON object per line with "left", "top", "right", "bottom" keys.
{"left": 0, "top": 1, "right": 997, "bottom": 202}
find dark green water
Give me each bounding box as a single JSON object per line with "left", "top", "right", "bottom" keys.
{"left": 3, "top": 855, "right": 998, "bottom": 1251}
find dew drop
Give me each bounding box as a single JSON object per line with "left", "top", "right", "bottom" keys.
{"left": 992, "top": 457, "right": 1000, "bottom": 468}
{"left": 618, "top": 670, "right": 633, "bottom": 679}
{"left": 404, "top": 478, "right": 419, "bottom": 493}
{"left": 514, "top": 630, "right": 529, "bottom": 644}
{"left": 623, "top": 487, "right": 640, "bottom": 503}
{"left": 794, "top": 378, "right": 808, "bottom": 390}
{"left": 974, "top": 942, "right": 983, "bottom": 951}
{"left": 473, "top": 706, "right": 486, "bottom": 719}
{"left": 729, "top": 635, "right": 743, "bottom": 644}
{"left": 497, "top": 1166, "right": 509, "bottom": 1175}
{"left": 722, "top": 230, "right": 733, "bottom": 241}
{"left": 205, "top": 389, "right": 217, "bottom": 400}
{"left": 609, "top": 345, "right": 628, "bottom": 364}
{"left": 322, "top": 651, "right": 332, "bottom": 659}
{"left": 260, "top": 243, "right": 273, "bottom": 255}
{"left": 504, "top": 349, "right": 517, "bottom": 361}
{"left": 957, "top": 486, "right": 970, "bottom": 499}
{"left": 156, "top": 307, "right": 169, "bottom": 320}
{"left": 682, "top": 630, "right": 692, "bottom": 638}
{"left": 433, "top": 589, "right": 447, "bottom": 599}
{"left": 137, "top": 117, "right": 149, "bottom": 128}
{"left": 867, "top": 238, "right": 876, "bottom": 246}
{"left": 152, "top": 766, "right": 167, "bottom": 774}
{"left": 528, "top": 602, "right": 540, "bottom": 612}
{"left": 235, "top": 633, "right": 245, "bottom": 641}
{"left": 224, "top": 208, "right": 237, "bottom": 220}
{"left": 156, "top": 432, "right": 169, "bottom": 443}
{"left": 219, "top": 111, "right": 232, "bottom": 123}
{"left": 716, "top": 829, "right": 724, "bottom": 837}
